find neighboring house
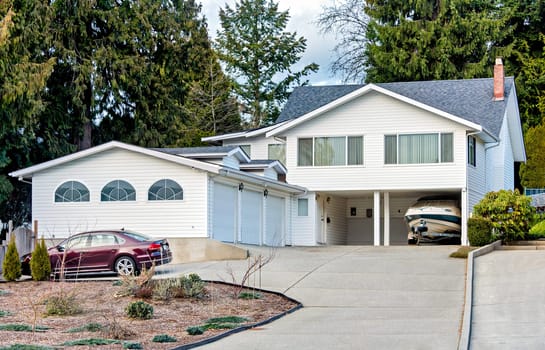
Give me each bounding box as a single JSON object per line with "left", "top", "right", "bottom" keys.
{"left": 203, "top": 59, "right": 526, "bottom": 246}
{"left": 9, "top": 142, "right": 305, "bottom": 246}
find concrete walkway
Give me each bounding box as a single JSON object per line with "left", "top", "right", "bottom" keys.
{"left": 471, "top": 250, "right": 545, "bottom": 349}
{"left": 166, "top": 245, "right": 466, "bottom": 350}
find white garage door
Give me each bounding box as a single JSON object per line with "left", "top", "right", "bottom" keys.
{"left": 212, "top": 183, "right": 237, "bottom": 242}
{"left": 265, "top": 195, "right": 284, "bottom": 246}
{"left": 241, "top": 190, "right": 262, "bottom": 245}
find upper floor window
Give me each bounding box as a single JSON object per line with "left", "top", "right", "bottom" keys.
{"left": 385, "top": 133, "right": 453, "bottom": 164}
{"left": 297, "top": 136, "right": 363, "bottom": 166}
{"left": 268, "top": 144, "right": 286, "bottom": 165}
{"left": 148, "top": 179, "right": 183, "bottom": 201}
{"left": 238, "top": 145, "right": 251, "bottom": 157}
{"left": 468, "top": 136, "right": 476, "bottom": 166}
{"left": 55, "top": 181, "right": 90, "bottom": 202}
{"left": 101, "top": 180, "right": 136, "bottom": 201}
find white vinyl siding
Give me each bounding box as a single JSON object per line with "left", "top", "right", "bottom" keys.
{"left": 32, "top": 148, "right": 208, "bottom": 239}
{"left": 283, "top": 91, "right": 467, "bottom": 191}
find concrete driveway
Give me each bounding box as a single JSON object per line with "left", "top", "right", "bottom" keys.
{"left": 164, "top": 245, "right": 466, "bottom": 350}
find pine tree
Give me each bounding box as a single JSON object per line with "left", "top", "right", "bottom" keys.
{"left": 2, "top": 235, "right": 21, "bottom": 281}
{"left": 30, "top": 238, "right": 51, "bottom": 281}
{"left": 216, "top": 0, "right": 318, "bottom": 127}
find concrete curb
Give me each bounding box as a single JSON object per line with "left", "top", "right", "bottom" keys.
{"left": 457, "top": 240, "right": 502, "bottom": 350}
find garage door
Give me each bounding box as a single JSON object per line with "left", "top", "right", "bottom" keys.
{"left": 265, "top": 196, "right": 284, "bottom": 246}
{"left": 241, "top": 190, "right": 262, "bottom": 245}
{"left": 212, "top": 183, "right": 237, "bottom": 242}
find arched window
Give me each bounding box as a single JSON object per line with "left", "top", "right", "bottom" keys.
{"left": 148, "top": 179, "right": 183, "bottom": 201}
{"left": 55, "top": 181, "right": 90, "bottom": 202}
{"left": 101, "top": 180, "right": 136, "bottom": 201}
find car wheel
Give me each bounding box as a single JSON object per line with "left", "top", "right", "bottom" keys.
{"left": 115, "top": 256, "right": 137, "bottom": 276}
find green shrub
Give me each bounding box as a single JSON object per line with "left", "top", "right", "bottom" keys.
{"left": 186, "top": 326, "right": 205, "bottom": 335}
{"left": 152, "top": 278, "right": 177, "bottom": 301}
{"left": 125, "top": 301, "right": 153, "bottom": 320}
{"left": 0, "top": 310, "right": 12, "bottom": 317}
{"left": 123, "top": 342, "right": 143, "bottom": 349}
{"left": 467, "top": 217, "right": 493, "bottom": 246}
{"left": 0, "top": 345, "right": 55, "bottom": 350}
{"left": 178, "top": 273, "right": 206, "bottom": 298}
{"left": 238, "top": 291, "right": 262, "bottom": 299}
{"left": 62, "top": 338, "right": 120, "bottom": 346}
{"left": 528, "top": 220, "right": 545, "bottom": 239}
{"left": 0, "top": 324, "right": 49, "bottom": 332}
{"left": 66, "top": 322, "right": 103, "bottom": 333}
{"left": 44, "top": 293, "right": 82, "bottom": 316}
{"left": 30, "top": 238, "right": 51, "bottom": 281}
{"left": 473, "top": 189, "right": 535, "bottom": 241}
{"left": 2, "top": 235, "right": 21, "bottom": 281}
{"left": 152, "top": 334, "right": 177, "bottom": 343}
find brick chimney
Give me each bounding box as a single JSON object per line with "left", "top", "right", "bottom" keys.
{"left": 493, "top": 57, "right": 504, "bottom": 101}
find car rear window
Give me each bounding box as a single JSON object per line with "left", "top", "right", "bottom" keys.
{"left": 122, "top": 231, "right": 152, "bottom": 242}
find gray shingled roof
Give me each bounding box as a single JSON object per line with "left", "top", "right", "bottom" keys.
{"left": 277, "top": 77, "right": 514, "bottom": 138}
{"left": 152, "top": 146, "right": 238, "bottom": 155}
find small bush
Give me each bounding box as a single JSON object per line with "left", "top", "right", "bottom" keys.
{"left": 115, "top": 266, "right": 155, "bottom": 297}
{"left": 125, "top": 301, "right": 153, "bottom": 320}
{"left": 206, "top": 316, "right": 248, "bottom": 324}
{"left": 529, "top": 220, "right": 545, "bottom": 239}
{"left": 0, "top": 290, "right": 9, "bottom": 296}
{"left": 152, "top": 334, "right": 177, "bottom": 343}
{"left": 0, "top": 345, "right": 55, "bottom": 350}
{"left": 152, "top": 278, "right": 177, "bottom": 301}
{"left": 123, "top": 342, "right": 143, "bottom": 349}
{"left": 2, "top": 235, "right": 21, "bottom": 281}
{"left": 66, "top": 322, "right": 103, "bottom": 333}
{"left": 0, "top": 310, "right": 12, "bottom": 317}
{"left": 62, "top": 338, "right": 120, "bottom": 346}
{"left": 238, "top": 291, "right": 262, "bottom": 299}
{"left": 467, "top": 217, "right": 493, "bottom": 247}
{"left": 0, "top": 324, "right": 49, "bottom": 332}
{"left": 101, "top": 318, "right": 135, "bottom": 339}
{"left": 186, "top": 326, "right": 205, "bottom": 335}
{"left": 30, "top": 238, "right": 51, "bottom": 281}
{"left": 178, "top": 273, "right": 206, "bottom": 298}
{"left": 43, "top": 293, "right": 82, "bottom": 316}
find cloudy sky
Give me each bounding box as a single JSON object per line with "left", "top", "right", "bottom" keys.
{"left": 199, "top": 0, "right": 343, "bottom": 86}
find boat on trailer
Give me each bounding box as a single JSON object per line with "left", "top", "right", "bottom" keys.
{"left": 405, "top": 196, "right": 461, "bottom": 244}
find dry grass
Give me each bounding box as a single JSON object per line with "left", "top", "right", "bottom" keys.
{"left": 0, "top": 279, "right": 297, "bottom": 349}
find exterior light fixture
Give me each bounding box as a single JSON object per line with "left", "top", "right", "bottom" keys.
{"left": 238, "top": 183, "right": 244, "bottom": 191}
{"left": 264, "top": 189, "right": 269, "bottom": 197}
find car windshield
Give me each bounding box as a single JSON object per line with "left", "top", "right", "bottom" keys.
{"left": 122, "top": 231, "right": 152, "bottom": 242}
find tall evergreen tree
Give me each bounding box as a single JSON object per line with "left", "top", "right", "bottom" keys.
{"left": 216, "top": 0, "right": 318, "bottom": 127}
{"left": 363, "top": 0, "right": 508, "bottom": 83}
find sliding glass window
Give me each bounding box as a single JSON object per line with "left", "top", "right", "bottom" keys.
{"left": 385, "top": 133, "right": 453, "bottom": 164}
{"left": 298, "top": 136, "right": 363, "bottom": 166}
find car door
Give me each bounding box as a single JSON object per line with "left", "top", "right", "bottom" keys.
{"left": 86, "top": 233, "right": 121, "bottom": 271}
{"left": 52, "top": 234, "right": 92, "bottom": 273}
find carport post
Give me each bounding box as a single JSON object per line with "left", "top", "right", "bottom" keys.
{"left": 373, "top": 191, "right": 381, "bottom": 246}
{"left": 384, "top": 192, "right": 390, "bottom": 246}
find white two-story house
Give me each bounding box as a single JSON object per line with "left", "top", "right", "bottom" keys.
{"left": 204, "top": 59, "right": 525, "bottom": 246}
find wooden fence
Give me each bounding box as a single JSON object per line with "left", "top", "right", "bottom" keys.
{"left": 0, "top": 220, "right": 35, "bottom": 273}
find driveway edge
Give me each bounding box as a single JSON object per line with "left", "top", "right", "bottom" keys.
{"left": 457, "top": 240, "right": 502, "bottom": 350}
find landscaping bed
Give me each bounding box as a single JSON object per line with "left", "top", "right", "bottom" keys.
{"left": 0, "top": 278, "right": 299, "bottom": 349}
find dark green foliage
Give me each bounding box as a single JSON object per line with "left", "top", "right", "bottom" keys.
{"left": 30, "top": 238, "right": 51, "bottom": 281}
{"left": 0, "top": 310, "right": 12, "bottom": 317}
{"left": 467, "top": 217, "right": 493, "bottom": 247}
{"left": 61, "top": 338, "right": 120, "bottom": 346}
{"left": 65, "top": 322, "right": 103, "bottom": 333}
{"left": 238, "top": 291, "right": 262, "bottom": 300}
{"left": 152, "top": 334, "right": 177, "bottom": 343}
{"left": 43, "top": 293, "right": 82, "bottom": 316}
{"left": 123, "top": 342, "right": 143, "bottom": 349}
{"left": 2, "top": 235, "right": 21, "bottom": 281}
{"left": 473, "top": 190, "right": 536, "bottom": 242}
{"left": 178, "top": 273, "right": 206, "bottom": 298}
{"left": 206, "top": 316, "right": 249, "bottom": 324}
{"left": 0, "top": 324, "right": 49, "bottom": 332}
{"left": 186, "top": 326, "right": 205, "bottom": 335}
{"left": 520, "top": 122, "right": 545, "bottom": 187}
{"left": 125, "top": 301, "right": 153, "bottom": 320}
{"left": 0, "top": 345, "right": 54, "bottom": 350}
{"left": 216, "top": 0, "right": 318, "bottom": 127}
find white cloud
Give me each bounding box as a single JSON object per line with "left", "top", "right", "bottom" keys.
{"left": 199, "top": 0, "right": 342, "bottom": 85}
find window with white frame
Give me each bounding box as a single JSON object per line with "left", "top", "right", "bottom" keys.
{"left": 101, "top": 180, "right": 136, "bottom": 201}
{"left": 148, "top": 179, "right": 183, "bottom": 200}
{"left": 297, "top": 198, "right": 309, "bottom": 216}
{"left": 55, "top": 181, "right": 90, "bottom": 202}
{"left": 238, "top": 144, "right": 251, "bottom": 157}
{"left": 268, "top": 144, "right": 286, "bottom": 165}
{"left": 468, "top": 136, "right": 476, "bottom": 166}
{"left": 297, "top": 136, "right": 363, "bottom": 166}
{"left": 384, "top": 133, "right": 453, "bottom": 164}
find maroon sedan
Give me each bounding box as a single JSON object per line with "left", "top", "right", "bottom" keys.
{"left": 22, "top": 230, "right": 172, "bottom": 277}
